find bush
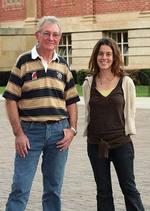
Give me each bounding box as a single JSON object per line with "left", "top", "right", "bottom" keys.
{"left": 128, "top": 69, "right": 150, "bottom": 85}
{"left": 138, "top": 69, "right": 150, "bottom": 85}
{"left": 71, "top": 70, "right": 77, "bottom": 84}
{"left": 77, "top": 69, "right": 88, "bottom": 85}
{"left": 0, "top": 71, "right": 11, "bottom": 86}
{"left": 128, "top": 70, "right": 139, "bottom": 85}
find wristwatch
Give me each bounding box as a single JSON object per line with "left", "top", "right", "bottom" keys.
{"left": 70, "top": 126, "right": 77, "bottom": 136}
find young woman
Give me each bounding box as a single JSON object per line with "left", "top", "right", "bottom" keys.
{"left": 83, "top": 37, "right": 145, "bottom": 211}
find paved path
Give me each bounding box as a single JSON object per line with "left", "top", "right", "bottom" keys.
{"left": 0, "top": 101, "right": 150, "bottom": 211}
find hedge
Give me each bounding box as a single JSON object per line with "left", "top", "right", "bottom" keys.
{"left": 71, "top": 69, "right": 88, "bottom": 85}
{"left": 0, "top": 71, "right": 10, "bottom": 86}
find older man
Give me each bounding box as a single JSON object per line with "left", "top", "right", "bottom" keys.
{"left": 3, "top": 16, "right": 79, "bottom": 211}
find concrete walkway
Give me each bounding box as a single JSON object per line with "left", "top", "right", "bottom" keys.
{"left": 0, "top": 101, "right": 150, "bottom": 211}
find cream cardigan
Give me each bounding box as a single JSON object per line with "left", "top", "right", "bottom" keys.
{"left": 82, "top": 75, "right": 136, "bottom": 136}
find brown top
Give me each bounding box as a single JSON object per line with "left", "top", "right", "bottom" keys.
{"left": 87, "top": 76, "right": 131, "bottom": 158}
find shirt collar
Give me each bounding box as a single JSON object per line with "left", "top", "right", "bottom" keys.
{"left": 31, "top": 45, "right": 59, "bottom": 62}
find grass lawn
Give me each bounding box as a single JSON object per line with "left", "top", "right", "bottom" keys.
{"left": 0, "top": 85, "right": 150, "bottom": 97}
{"left": 76, "top": 84, "right": 150, "bottom": 97}
{"left": 136, "top": 85, "right": 150, "bottom": 97}
{"left": 76, "top": 84, "right": 83, "bottom": 96}
{"left": 0, "top": 86, "right": 5, "bottom": 94}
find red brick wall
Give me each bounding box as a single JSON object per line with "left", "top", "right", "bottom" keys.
{"left": 95, "top": 0, "right": 150, "bottom": 14}
{"left": 40, "top": 0, "right": 95, "bottom": 17}
{"left": 1, "top": 0, "right": 150, "bottom": 22}
{"left": 0, "top": 0, "right": 25, "bottom": 22}
{"left": 40, "top": 0, "right": 150, "bottom": 17}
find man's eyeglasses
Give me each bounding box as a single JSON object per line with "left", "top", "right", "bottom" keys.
{"left": 41, "top": 31, "right": 61, "bottom": 39}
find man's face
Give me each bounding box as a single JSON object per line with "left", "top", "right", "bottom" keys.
{"left": 35, "top": 23, "right": 61, "bottom": 52}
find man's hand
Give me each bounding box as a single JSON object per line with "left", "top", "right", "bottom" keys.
{"left": 56, "top": 128, "right": 75, "bottom": 151}
{"left": 15, "top": 133, "right": 30, "bottom": 158}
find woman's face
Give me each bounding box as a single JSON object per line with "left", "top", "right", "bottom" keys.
{"left": 97, "top": 44, "right": 113, "bottom": 71}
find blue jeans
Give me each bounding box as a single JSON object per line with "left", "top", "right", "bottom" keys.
{"left": 6, "top": 119, "right": 69, "bottom": 211}
{"left": 87, "top": 142, "right": 145, "bottom": 211}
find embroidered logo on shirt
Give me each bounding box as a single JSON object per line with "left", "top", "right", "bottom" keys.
{"left": 32, "top": 72, "right": 37, "bottom": 80}
{"left": 57, "top": 72, "right": 63, "bottom": 80}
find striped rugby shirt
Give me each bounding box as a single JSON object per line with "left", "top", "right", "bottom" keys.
{"left": 3, "top": 47, "right": 80, "bottom": 122}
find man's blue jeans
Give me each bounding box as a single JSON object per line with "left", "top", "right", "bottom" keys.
{"left": 88, "top": 142, "right": 145, "bottom": 211}
{"left": 5, "top": 119, "right": 69, "bottom": 211}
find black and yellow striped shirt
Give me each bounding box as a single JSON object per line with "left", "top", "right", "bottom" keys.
{"left": 3, "top": 50, "right": 80, "bottom": 122}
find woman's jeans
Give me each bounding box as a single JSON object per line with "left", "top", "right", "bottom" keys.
{"left": 88, "top": 142, "right": 145, "bottom": 211}
{"left": 5, "top": 119, "right": 69, "bottom": 211}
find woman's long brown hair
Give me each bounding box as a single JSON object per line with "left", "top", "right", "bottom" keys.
{"left": 88, "top": 37, "right": 125, "bottom": 77}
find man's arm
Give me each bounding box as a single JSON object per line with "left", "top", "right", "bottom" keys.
{"left": 56, "top": 103, "right": 78, "bottom": 150}
{"left": 67, "top": 103, "right": 78, "bottom": 131}
{"left": 6, "top": 100, "right": 23, "bottom": 136}
{"left": 5, "top": 100, "right": 30, "bottom": 157}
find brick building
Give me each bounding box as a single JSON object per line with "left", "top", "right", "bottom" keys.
{"left": 0, "top": 0, "right": 150, "bottom": 72}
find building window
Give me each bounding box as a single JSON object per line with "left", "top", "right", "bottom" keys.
{"left": 2, "top": 0, "right": 23, "bottom": 9}
{"left": 6, "top": 0, "right": 21, "bottom": 4}
{"left": 104, "top": 31, "right": 128, "bottom": 66}
{"left": 58, "top": 34, "right": 72, "bottom": 67}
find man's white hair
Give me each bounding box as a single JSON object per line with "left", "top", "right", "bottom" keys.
{"left": 36, "top": 16, "right": 61, "bottom": 33}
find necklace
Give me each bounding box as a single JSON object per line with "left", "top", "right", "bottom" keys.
{"left": 97, "top": 75, "right": 115, "bottom": 85}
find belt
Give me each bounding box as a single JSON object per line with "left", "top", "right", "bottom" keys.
{"left": 21, "top": 120, "right": 59, "bottom": 124}
{"left": 43, "top": 120, "right": 59, "bottom": 124}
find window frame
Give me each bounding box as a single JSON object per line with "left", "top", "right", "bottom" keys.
{"left": 5, "top": 0, "right": 21, "bottom": 4}
{"left": 58, "top": 33, "right": 72, "bottom": 67}
{"left": 104, "top": 31, "right": 128, "bottom": 66}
